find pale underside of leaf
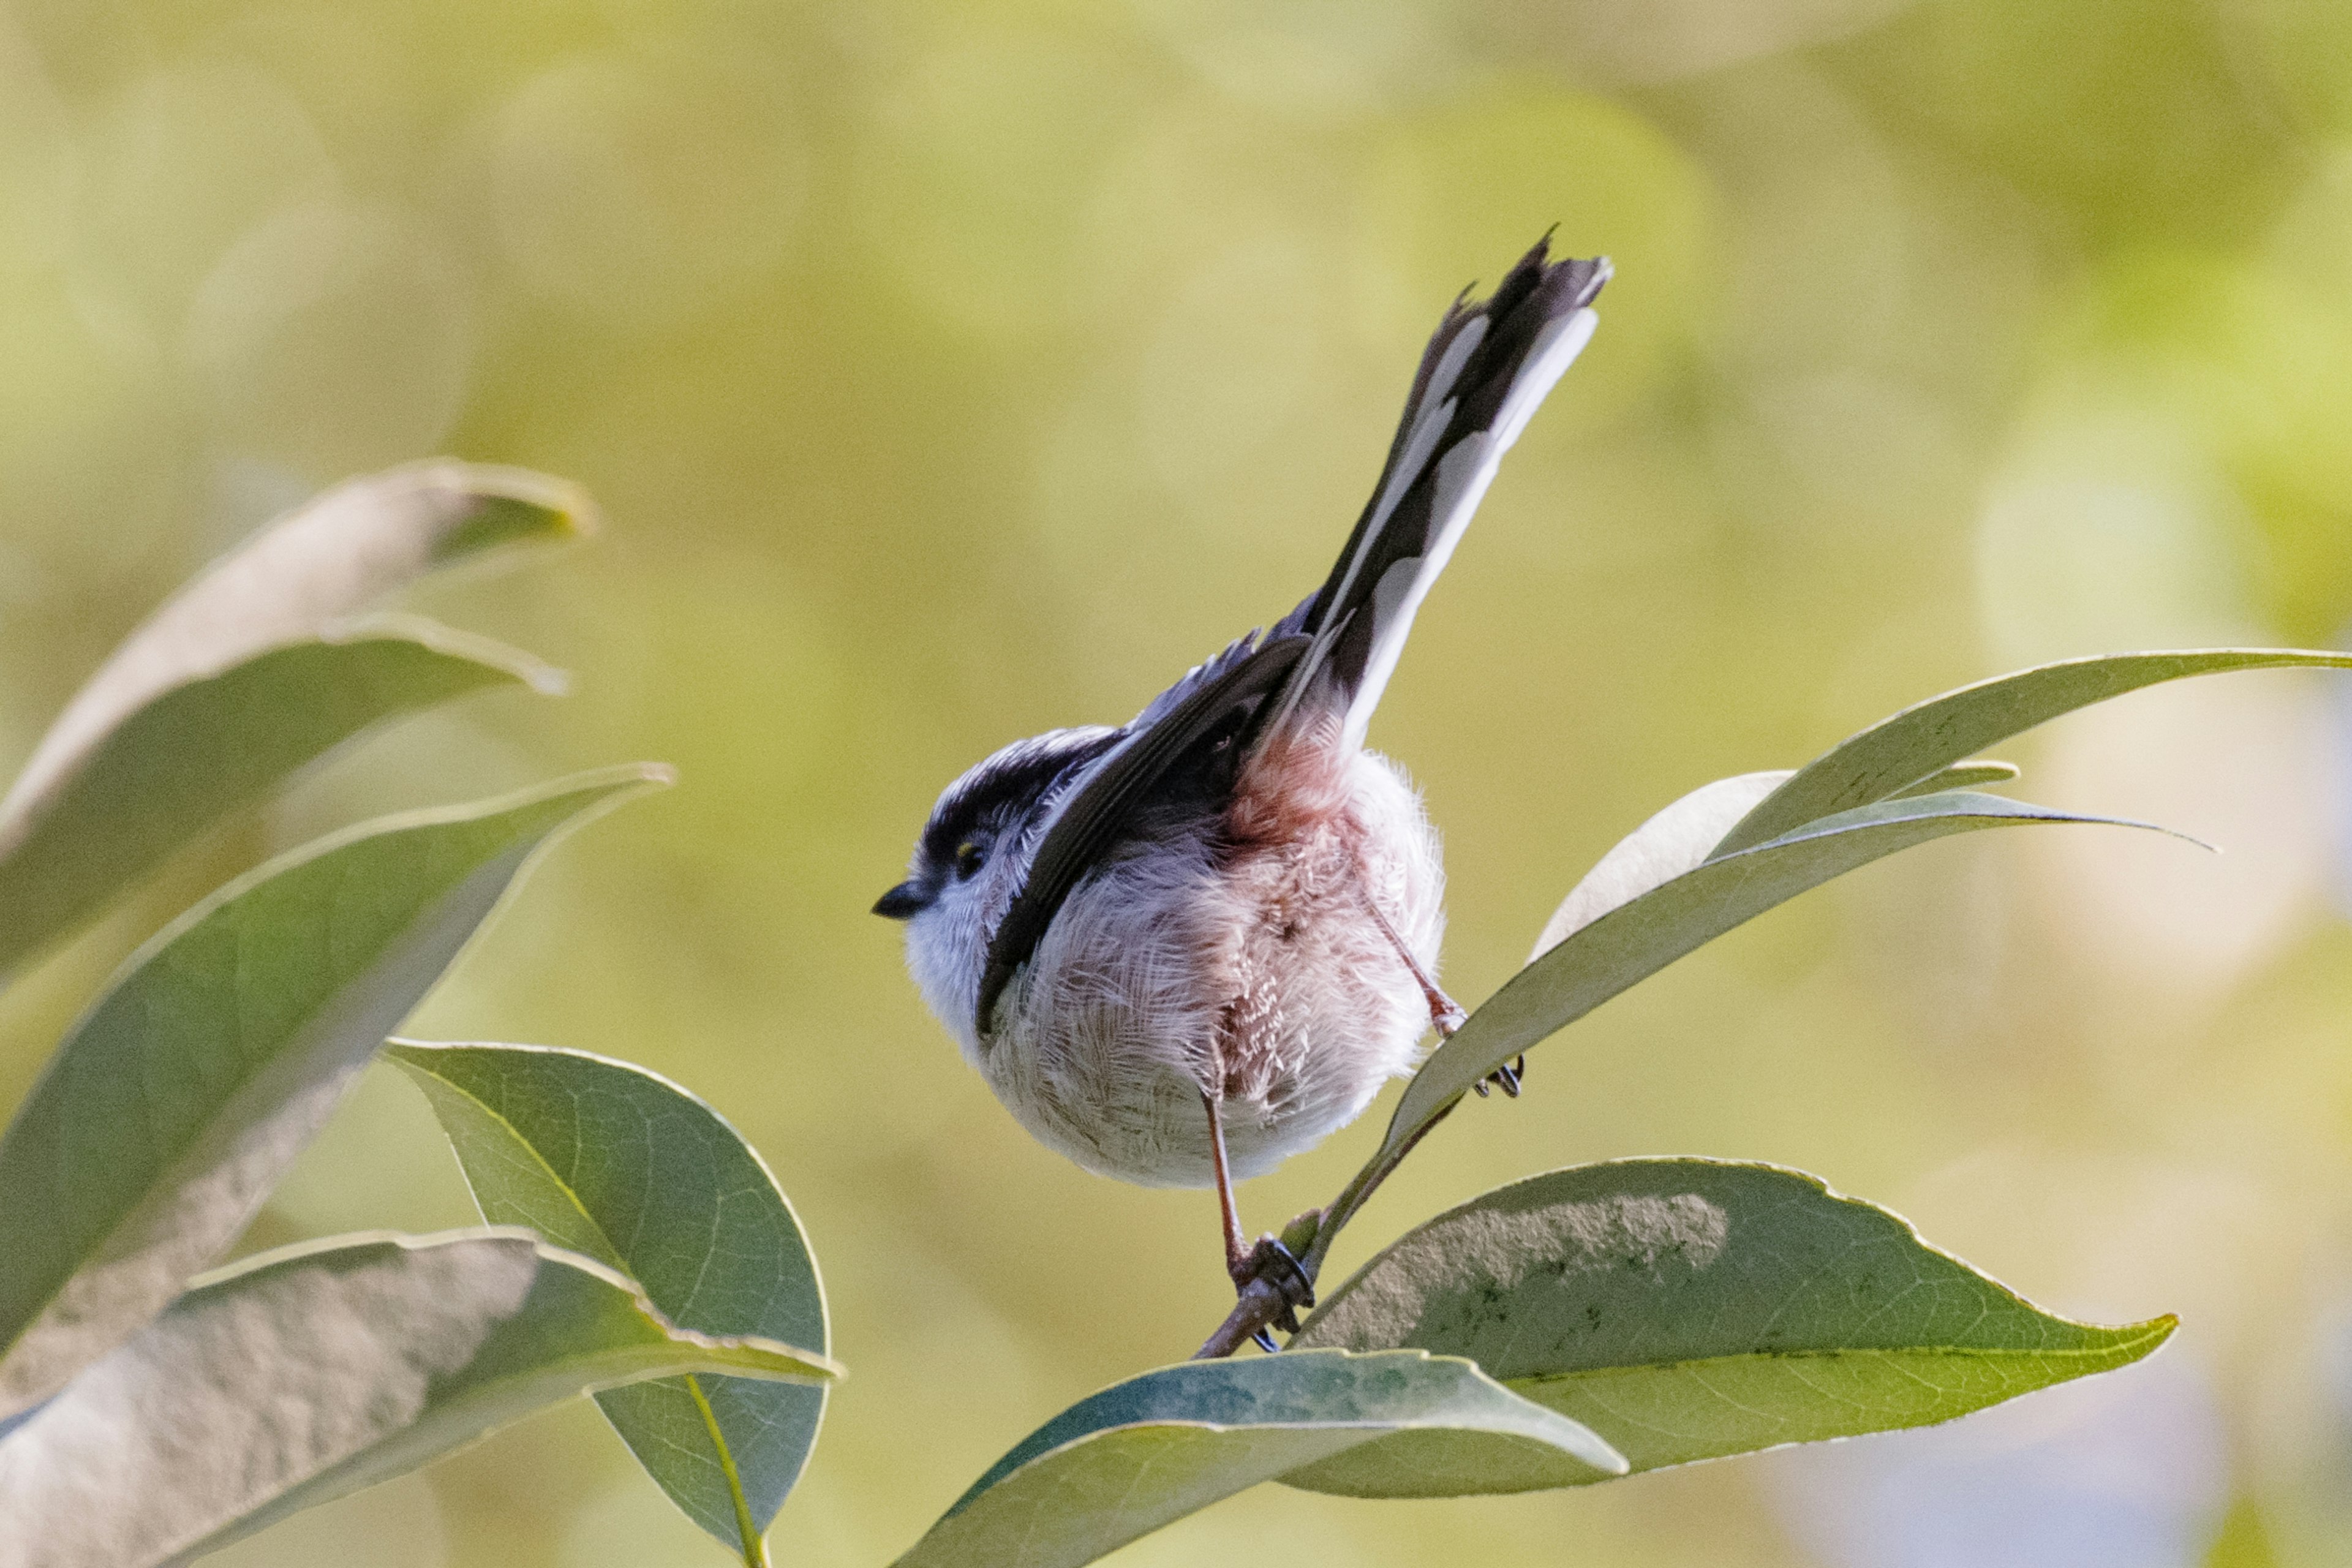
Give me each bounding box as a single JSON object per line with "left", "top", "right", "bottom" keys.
{"left": 1528, "top": 769, "right": 1789, "bottom": 962}
{"left": 893, "top": 1351, "right": 1621, "bottom": 1568}
{"left": 1378, "top": 793, "right": 2165, "bottom": 1177}
{"left": 386, "top": 1041, "right": 828, "bottom": 1553}
{"left": 0, "top": 768, "right": 666, "bottom": 1420}
{"left": 1714, "top": 647, "right": 2352, "bottom": 855}
{"left": 0, "top": 1231, "right": 833, "bottom": 1568}
{"left": 1286, "top": 1159, "right": 2174, "bottom": 1496}
{"left": 1528, "top": 761, "right": 2021, "bottom": 964}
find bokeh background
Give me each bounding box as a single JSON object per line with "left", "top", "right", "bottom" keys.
{"left": 3, "top": 0, "right": 2352, "bottom": 1563}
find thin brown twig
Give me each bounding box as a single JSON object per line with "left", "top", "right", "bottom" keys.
{"left": 1193, "top": 1277, "right": 1294, "bottom": 1360}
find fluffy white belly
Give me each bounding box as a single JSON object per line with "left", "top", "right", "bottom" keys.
{"left": 974, "top": 749, "right": 1444, "bottom": 1186}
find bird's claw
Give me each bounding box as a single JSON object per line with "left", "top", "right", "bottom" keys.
{"left": 1232, "top": 1234, "right": 1316, "bottom": 1347}
{"left": 1473, "top": 1055, "right": 1525, "bottom": 1099}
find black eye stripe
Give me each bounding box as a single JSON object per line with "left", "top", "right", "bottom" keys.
{"left": 919, "top": 728, "right": 1120, "bottom": 870}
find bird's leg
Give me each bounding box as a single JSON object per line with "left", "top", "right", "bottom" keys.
{"left": 1202, "top": 1089, "right": 1313, "bottom": 1352}
{"left": 1358, "top": 891, "right": 1466, "bottom": 1036}
{"left": 1358, "top": 881, "right": 1523, "bottom": 1097}
{"left": 1202, "top": 1088, "right": 1251, "bottom": 1286}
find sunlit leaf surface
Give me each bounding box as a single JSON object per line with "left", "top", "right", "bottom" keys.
{"left": 1287, "top": 1161, "right": 2173, "bottom": 1494}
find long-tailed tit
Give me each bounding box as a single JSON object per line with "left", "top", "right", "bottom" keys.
{"left": 876, "top": 238, "right": 1609, "bottom": 1313}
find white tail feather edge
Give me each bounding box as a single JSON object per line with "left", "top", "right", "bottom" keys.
{"left": 1337, "top": 305, "right": 1600, "bottom": 754}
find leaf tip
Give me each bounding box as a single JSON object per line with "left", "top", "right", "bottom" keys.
{"left": 1586, "top": 1436, "right": 1632, "bottom": 1476}
{"left": 559, "top": 760, "right": 679, "bottom": 801}
{"left": 530, "top": 761, "right": 676, "bottom": 841}
{"left": 424, "top": 464, "right": 601, "bottom": 565}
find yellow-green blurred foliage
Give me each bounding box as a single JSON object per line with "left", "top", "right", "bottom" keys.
{"left": 4, "top": 0, "right": 2352, "bottom": 1564}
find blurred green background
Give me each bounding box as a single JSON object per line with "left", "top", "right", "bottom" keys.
{"left": 4, "top": 0, "right": 2352, "bottom": 1562}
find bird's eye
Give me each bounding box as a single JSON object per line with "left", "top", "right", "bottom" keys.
{"left": 954, "top": 840, "right": 987, "bottom": 880}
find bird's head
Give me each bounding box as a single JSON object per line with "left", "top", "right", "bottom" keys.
{"left": 875, "top": 725, "right": 1119, "bottom": 1055}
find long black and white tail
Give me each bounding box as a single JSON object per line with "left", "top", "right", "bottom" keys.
{"left": 1267, "top": 238, "right": 1608, "bottom": 753}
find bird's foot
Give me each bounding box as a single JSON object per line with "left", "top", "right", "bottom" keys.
{"left": 1229, "top": 1234, "right": 1316, "bottom": 1348}
{"left": 1428, "top": 990, "right": 1469, "bottom": 1038}
{"left": 1473, "top": 1054, "right": 1526, "bottom": 1099}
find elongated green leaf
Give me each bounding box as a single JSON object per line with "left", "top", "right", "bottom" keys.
{"left": 1521, "top": 761, "right": 2016, "bottom": 965}
{"left": 0, "top": 767, "right": 668, "bottom": 1420}
{"left": 1714, "top": 649, "right": 2352, "bottom": 855}
{"left": 1523, "top": 770, "right": 1790, "bottom": 963}
{"left": 386, "top": 1042, "right": 827, "bottom": 1558}
{"left": 0, "top": 461, "right": 587, "bottom": 973}
{"left": 1892, "top": 760, "right": 2019, "bottom": 797}
{"left": 1377, "top": 793, "right": 2164, "bottom": 1184}
{"left": 0, "top": 623, "right": 563, "bottom": 978}
{"left": 1287, "top": 1161, "right": 2173, "bottom": 1494}
{"left": 894, "top": 1350, "right": 1621, "bottom": 1568}
{"left": 0, "top": 1230, "right": 835, "bottom": 1568}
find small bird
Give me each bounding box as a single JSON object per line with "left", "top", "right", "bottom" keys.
{"left": 876, "top": 238, "right": 1608, "bottom": 1311}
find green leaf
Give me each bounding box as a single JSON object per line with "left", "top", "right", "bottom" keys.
{"left": 386, "top": 1042, "right": 827, "bottom": 1559}
{"left": 0, "top": 766, "right": 668, "bottom": 1420}
{"left": 1713, "top": 649, "right": 2352, "bottom": 856}
{"left": 0, "top": 1230, "right": 836, "bottom": 1568}
{"left": 1520, "top": 770, "right": 1790, "bottom": 963}
{"left": 893, "top": 1350, "right": 1622, "bottom": 1568}
{"left": 1286, "top": 1160, "right": 2173, "bottom": 1494}
{"left": 0, "top": 462, "right": 587, "bottom": 974}
{"left": 1374, "top": 793, "right": 2167, "bottom": 1190}
{"left": 0, "top": 622, "right": 563, "bottom": 979}
{"left": 1891, "top": 760, "right": 2019, "bottom": 797}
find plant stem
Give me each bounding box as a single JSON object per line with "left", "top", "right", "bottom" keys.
{"left": 1303, "top": 1097, "right": 1457, "bottom": 1274}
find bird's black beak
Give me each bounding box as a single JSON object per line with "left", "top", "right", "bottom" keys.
{"left": 872, "top": 881, "right": 926, "bottom": 920}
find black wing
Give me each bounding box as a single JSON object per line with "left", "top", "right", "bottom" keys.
{"left": 974, "top": 633, "right": 1308, "bottom": 1033}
